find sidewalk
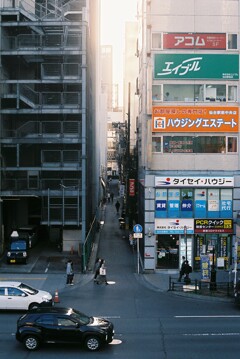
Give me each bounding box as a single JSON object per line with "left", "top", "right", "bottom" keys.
{"left": 88, "top": 180, "right": 235, "bottom": 302}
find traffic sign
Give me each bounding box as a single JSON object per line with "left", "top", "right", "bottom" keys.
{"left": 133, "top": 233, "right": 143, "bottom": 238}
{"left": 133, "top": 224, "right": 143, "bottom": 233}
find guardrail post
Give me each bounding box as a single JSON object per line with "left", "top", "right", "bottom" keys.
{"left": 194, "top": 279, "right": 198, "bottom": 293}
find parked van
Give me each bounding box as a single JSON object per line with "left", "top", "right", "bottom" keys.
{"left": 10, "top": 226, "right": 38, "bottom": 249}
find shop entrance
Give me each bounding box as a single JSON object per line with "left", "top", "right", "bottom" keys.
{"left": 156, "top": 234, "right": 179, "bottom": 269}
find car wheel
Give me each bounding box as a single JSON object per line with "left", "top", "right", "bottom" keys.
{"left": 29, "top": 302, "right": 40, "bottom": 310}
{"left": 23, "top": 335, "right": 40, "bottom": 351}
{"left": 84, "top": 336, "right": 101, "bottom": 351}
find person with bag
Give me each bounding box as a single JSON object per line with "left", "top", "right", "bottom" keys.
{"left": 66, "top": 259, "right": 74, "bottom": 285}
{"left": 96, "top": 259, "right": 108, "bottom": 285}
{"left": 183, "top": 260, "right": 192, "bottom": 284}
{"left": 178, "top": 256, "right": 186, "bottom": 282}
{"left": 94, "top": 257, "right": 101, "bottom": 282}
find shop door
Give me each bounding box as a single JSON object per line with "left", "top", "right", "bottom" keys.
{"left": 157, "top": 235, "right": 179, "bottom": 269}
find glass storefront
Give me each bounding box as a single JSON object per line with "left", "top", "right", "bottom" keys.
{"left": 194, "top": 233, "right": 231, "bottom": 270}
{"left": 156, "top": 234, "right": 179, "bottom": 269}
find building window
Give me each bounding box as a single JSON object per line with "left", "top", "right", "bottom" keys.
{"left": 228, "top": 34, "right": 237, "bottom": 49}
{"left": 153, "top": 84, "right": 237, "bottom": 102}
{"left": 228, "top": 85, "right": 237, "bottom": 101}
{"left": 227, "top": 137, "right": 237, "bottom": 153}
{"left": 152, "top": 137, "right": 161, "bottom": 152}
{"left": 155, "top": 188, "right": 233, "bottom": 219}
{"left": 162, "top": 136, "right": 230, "bottom": 154}
{"left": 152, "top": 33, "right": 162, "bottom": 49}
{"left": 152, "top": 85, "right": 161, "bottom": 101}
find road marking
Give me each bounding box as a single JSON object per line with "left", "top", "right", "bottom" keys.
{"left": 183, "top": 333, "right": 240, "bottom": 336}
{"left": 103, "top": 316, "right": 121, "bottom": 319}
{"left": 0, "top": 277, "right": 47, "bottom": 280}
{"left": 45, "top": 263, "right": 50, "bottom": 273}
{"left": 175, "top": 315, "right": 240, "bottom": 318}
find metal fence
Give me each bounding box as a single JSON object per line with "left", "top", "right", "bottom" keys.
{"left": 169, "top": 276, "right": 234, "bottom": 298}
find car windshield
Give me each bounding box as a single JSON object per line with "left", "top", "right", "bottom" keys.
{"left": 69, "top": 308, "right": 91, "bottom": 325}
{"left": 10, "top": 241, "right": 27, "bottom": 250}
{"left": 18, "top": 283, "right": 38, "bottom": 295}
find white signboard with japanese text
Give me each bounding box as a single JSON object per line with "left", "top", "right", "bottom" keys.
{"left": 155, "top": 176, "right": 234, "bottom": 188}
{"left": 155, "top": 218, "right": 194, "bottom": 234}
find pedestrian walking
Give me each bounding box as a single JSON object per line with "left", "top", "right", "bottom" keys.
{"left": 96, "top": 259, "right": 108, "bottom": 285}
{"left": 110, "top": 192, "right": 114, "bottom": 203}
{"left": 183, "top": 260, "right": 192, "bottom": 284}
{"left": 94, "top": 257, "right": 101, "bottom": 282}
{"left": 66, "top": 259, "right": 74, "bottom": 285}
{"left": 115, "top": 200, "right": 120, "bottom": 214}
{"left": 178, "top": 256, "right": 186, "bottom": 282}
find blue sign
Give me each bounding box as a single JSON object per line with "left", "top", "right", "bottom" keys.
{"left": 133, "top": 224, "right": 143, "bottom": 233}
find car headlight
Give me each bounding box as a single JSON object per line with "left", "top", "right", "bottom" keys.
{"left": 7, "top": 252, "right": 11, "bottom": 257}
{"left": 42, "top": 296, "right": 51, "bottom": 302}
{"left": 23, "top": 252, "right": 27, "bottom": 257}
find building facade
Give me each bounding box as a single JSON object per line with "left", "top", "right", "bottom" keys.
{"left": 136, "top": 0, "right": 240, "bottom": 274}
{"left": 0, "top": 0, "right": 101, "bottom": 267}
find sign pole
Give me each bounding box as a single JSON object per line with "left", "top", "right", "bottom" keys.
{"left": 133, "top": 224, "right": 143, "bottom": 275}
{"left": 137, "top": 237, "right": 139, "bottom": 274}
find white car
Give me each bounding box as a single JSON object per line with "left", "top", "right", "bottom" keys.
{"left": 0, "top": 282, "right": 52, "bottom": 310}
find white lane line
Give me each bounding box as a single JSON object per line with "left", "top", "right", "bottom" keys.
{"left": 103, "top": 316, "right": 121, "bottom": 319}
{"left": 0, "top": 277, "right": 47, "bottom": 280}
{"left": 183, "top": 333, "right": 240, "bottom": 336}
{"left": 175, "top": 315, "right": 240, "bottom": 318}
{"left": 45, "top": 263, "right": 50, "bottom": 273}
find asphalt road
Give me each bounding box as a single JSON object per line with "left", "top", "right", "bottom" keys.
{"left": 1, "top": 274, "right": 240, "bottom": 359}
{"left": 1, "top": 196, "right": 240, "bottom": 358}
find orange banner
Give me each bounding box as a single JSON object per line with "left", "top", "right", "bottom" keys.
{"left": 152, "top": 106, "right": 238, "bottom": 133}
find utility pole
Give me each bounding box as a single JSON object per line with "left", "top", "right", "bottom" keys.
{"left": 125, "top": 82, "right": 131, "bottom": 230}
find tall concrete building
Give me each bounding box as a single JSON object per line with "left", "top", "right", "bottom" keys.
{"left": 136, "top": 0, "right": 239, "bottom": 274}
{"left": 123, "top": 21, "right": 138, "bottom": 158}
{"left": 101, "top": 45, "right": 113, "bottom": 111}
{"left": 0, "top": 0, "right": 101, "bottom": 269}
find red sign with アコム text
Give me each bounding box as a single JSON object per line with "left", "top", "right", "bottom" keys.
{"left": 163, "top": 33, "right": 226, "bottom": 49}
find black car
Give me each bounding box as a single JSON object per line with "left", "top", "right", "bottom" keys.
{"left": 16, "top": 307, "right": 114, "bottom": 352}
{"left": 7, "top": 240, "right": 29, "bottom": 264}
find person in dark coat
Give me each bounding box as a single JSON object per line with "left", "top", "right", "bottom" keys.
{"left": 183, "top": 260, "right": 192, "bottom": 284}
{"left": 110, "top": 192, "right": 114, "bottom": 203}
{"left": 178, "top": 256, "right": 186, "bottom": 282}
{"left": 115, "top": 200, "right": 120, "bottom": 214}
{"left": 94, "top": 258, "right": 101, "bottom": 282}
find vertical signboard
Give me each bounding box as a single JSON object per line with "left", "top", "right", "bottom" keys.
{"left": 201, "top": 255, "right": 210, "bottom": 281}
{"left": 129, "top": 179, "right": 135, "bottom": 197}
